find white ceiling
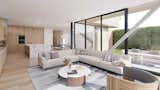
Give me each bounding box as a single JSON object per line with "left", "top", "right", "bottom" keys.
{"left": 0, "top": 0, "right": 154, "bottom": 30}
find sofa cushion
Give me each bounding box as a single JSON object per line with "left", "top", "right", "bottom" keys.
{"left": 44, "top": 58, "right": 65, "bottom": 68}
{"left": 112, "top": 60, "right": 125, "bottom": 67}
{"left": 130, "top": 49, "right": 140, "bottom": 53}
{"left": 79, "top": 49, "right": 88, "bottom": 55}
{"left": 131, "top": 55, "right": 143, "bottom": 64}
{"left": 79, "top": 55, "right": 102, "bottom": 67}
{"left": 75, "top": 49, "right": 88, "bottom": 55}
{"left": 58, "top": 50, "right": 75, "bottom": 57}
{"left": 98, "top": 60, "right": 123, "bottom": 74}
{"left": 50, "top": 52, "right": 59, "bottom": 59}
{"left": 64, "top": 55, "right": 79, "bottom": 62}
{"left": 103, "top": 53, "right": 110, "bottom": 62}
{"left": 75, "top": 48, "right": 81, "bottom": 55}
{"left": 148, "top": 50, "right": 159, "bottom": 55}
{"left": 87, "top": 49, "right": 105, "bottom": 58}
{"left": 104, "top": 53, "right": 121, "bottom": 62}
{"left": 119, "top": 55, "right": 132, "bottom": 66}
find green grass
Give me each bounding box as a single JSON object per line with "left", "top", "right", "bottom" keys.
{"left": 112, "top": 49, "right": 122, "bottom": 55}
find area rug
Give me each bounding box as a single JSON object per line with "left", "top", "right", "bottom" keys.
{"left": 28, "top": 63, "right": 107, "bottom": 90}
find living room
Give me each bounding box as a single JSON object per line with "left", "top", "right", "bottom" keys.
{"left": 0, "top": 0, "right": 160, "bottom": 90}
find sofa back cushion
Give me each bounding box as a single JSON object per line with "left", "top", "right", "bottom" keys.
{"left": 75, "top": 49, "right": 106, "bottom": 58}
{"left": 103, "top": 53, "right": 119, "bottom": 62}
{"left": 58, "top": 50, "right": 75, "bottom": 57}
{"left": 130, "top": 49, "right": 140, "bottom": 53}
{"left": 148, "top": 50, "right": 160, "bottom": 55}
{"left": 86, "top": 49, "right": 106, "bottom": 58}
{"left": 42, "top": 52, "right": 51, "bottom": 59}
{"left": 75, "top": 49, "right": 88, "bottom": 55}
{"left": 50, "top": 52, "right": 59, "bottom": 59}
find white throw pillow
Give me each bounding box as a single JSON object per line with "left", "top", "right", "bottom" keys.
{"left": 75, "top": 48, "right": 81, "bottom": 55}
{"left": 79, "top": 49, "right": 88, "bottom": 55}
{"left": 120, "top": 55, "right": 132, "bottom": 67}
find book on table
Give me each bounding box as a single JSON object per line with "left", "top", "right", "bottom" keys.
{"left": 67, "top": 70, "right": 77, "bottom": 75}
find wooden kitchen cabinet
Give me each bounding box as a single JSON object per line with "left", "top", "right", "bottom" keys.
{"left": 0, "top": 24, "right": 5, "bottom": 41}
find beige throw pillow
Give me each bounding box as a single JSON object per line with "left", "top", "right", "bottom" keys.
{"left": 42, "top": 52, "right": 51, "bottom": 59}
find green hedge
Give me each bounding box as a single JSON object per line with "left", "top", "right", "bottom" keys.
{"left": 112, "top": 26, "right": 160, "bottom": 50}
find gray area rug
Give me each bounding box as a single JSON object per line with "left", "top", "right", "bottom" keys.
{"left": 28, "top": 63, "right": 107, "bottom": 90}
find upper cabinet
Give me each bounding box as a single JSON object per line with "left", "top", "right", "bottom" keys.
{"left": 0, "top": 19, "right": 7, "bottom": 41}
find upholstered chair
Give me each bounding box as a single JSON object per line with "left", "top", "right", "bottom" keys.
{"left": 107, "top": 67, "right": 159, "bottom": 90}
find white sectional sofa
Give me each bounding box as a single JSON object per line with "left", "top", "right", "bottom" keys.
{"left": 38, "top": 49, "right": 123, "bottom": 75}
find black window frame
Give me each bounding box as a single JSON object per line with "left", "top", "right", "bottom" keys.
{"left": 71, "top": 8, "right": 128, "bottom": 54}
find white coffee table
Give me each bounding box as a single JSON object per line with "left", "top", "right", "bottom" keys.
{"left": 58, "top": 65, "right": 91, "bottom": 86}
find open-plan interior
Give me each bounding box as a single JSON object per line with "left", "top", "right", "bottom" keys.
{"left": 0, "top": 0, "right": 160, "bottom": 90}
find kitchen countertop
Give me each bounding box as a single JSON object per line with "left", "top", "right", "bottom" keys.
{"left": 25, "top": 44, "right": 46, "bottom": 47}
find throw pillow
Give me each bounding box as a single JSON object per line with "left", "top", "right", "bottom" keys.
{"left": 101, "top": 51, "right": 107, "bottom": 59}
{"left": 112, "top": 60, "right": 125, "bottom": 67}
{"left": 79, "top": 49, "right": 88, "bottom": 55}
{"left": 50, "top": 52, "right": 59, "bottom": 59}
{"left": 120, "top": 55, "right": 132, "bottom": 67}
{"left": 111, "top": 54, "right": 120, "bottom": 62}
{"left": 103, "top": 53, "right": 112, "bottom": 62}
{"left": 131, "top": 49, "right": 140, "bottom": 53}
{"left": 131, "top": 55, "right": 143, "bottom": 64}
{"left": 103, "top": 53, "right": 120, "bottom": 62}
{"left": 75, "top": 48, "right": 81, "bottom": 55}
{"left": 42, "top": 52, "right": 51, "bottom": 59}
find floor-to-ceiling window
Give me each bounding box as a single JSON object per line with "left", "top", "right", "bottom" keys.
{"left": 74, "top": 21, "right": 85, "bottom": 49}
{"left": 86, "top": 16, "right": 101, "bottom": 51}
{"left": 102, "top": 11, "right": 125, "bottom": 53}
{"left": 72, "top": 9, "right": 128, "bottom": 52}
{"left": 72, "top": 6, "right": 160, "bottom": 74}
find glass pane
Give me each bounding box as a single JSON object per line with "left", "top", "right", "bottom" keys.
{"left": 102, "top": 11, "right": 125, "bottom": 55}
{"left": 86, "top": 16, "right": 101, "bottom": 51}
{"left": 75, "top": 21, "right": 85, "bottom": 49}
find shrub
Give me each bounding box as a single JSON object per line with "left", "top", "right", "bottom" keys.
{"left": 112, "top": 26, "right": 160, "bottom": 50}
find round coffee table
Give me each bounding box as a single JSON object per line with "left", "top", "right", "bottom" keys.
{"left": 58, "top": 65, "right": 91, "bottom": 86}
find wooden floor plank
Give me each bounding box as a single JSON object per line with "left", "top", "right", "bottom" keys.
{"left": 0, "top": 53, "right": 34, "bottom": 90}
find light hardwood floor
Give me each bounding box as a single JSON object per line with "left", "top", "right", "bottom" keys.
{"left": 0, "top": 53, "right": 34, "bottom": 90}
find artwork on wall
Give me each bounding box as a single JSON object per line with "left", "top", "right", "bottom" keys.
{"left": 53, "top": 31, "right": 63, "bottom": 47}
{"left": 53, "top": 31, "right": 70, "bottom": 49}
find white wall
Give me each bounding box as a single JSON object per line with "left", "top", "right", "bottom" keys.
{"left": 44, "top": 28, "right": 53, "bottom": 45}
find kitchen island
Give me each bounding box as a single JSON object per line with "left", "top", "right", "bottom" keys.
{"left": 25, "top": 44, "right": 51, "bottom": 66}
{"left": 0, "top": 47, "right": 7, "bottom": 75}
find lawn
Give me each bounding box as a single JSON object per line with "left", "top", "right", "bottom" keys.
{"left": 112, "top": 49, "right": 122, "bottom": 55}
